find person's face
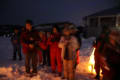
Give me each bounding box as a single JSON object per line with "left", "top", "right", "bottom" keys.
{"left": 14, "top": 29, "right": 18, "bottom": 34}
{"left": 53, "top": 28, "right": 57, "bottom": 33}
{"left": 26, "top": 23, "right": 32, "bottom": 31}
{"left": 63, "top": 30, "right": 70, "bottom": 36}
{"left": 39, "top": 32, "right": 43, "bottom": 38}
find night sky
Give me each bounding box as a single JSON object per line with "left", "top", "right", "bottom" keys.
{"left": 0, "top": 0, "right": 115, "bottom": 26}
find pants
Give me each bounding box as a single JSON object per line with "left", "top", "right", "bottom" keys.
{"left": 94, "top": 51, "right": 101, "bottom": 76}
{"left": 63, "top": 60, "right": 75, "bottom": 80}
{"left": 42, "top": 50, "right": 47, "bottom": 65}
{"left": 13, "top": 45, "right": 22, "bottom": 60}
{"left": 37, "top": 51, "right": 42, "bottom": 64}
{"left": 46, "top": 47, "right": 51, "bottom": 66}
{"left": 50, "top": 47, "right": 62, "bottom": 73}
{"left": 25, "top": 52, "right": 37, "bottom": 73}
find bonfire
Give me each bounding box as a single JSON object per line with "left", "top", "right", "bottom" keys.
{"left": 88, "top": 48, "right": 96, "bottom": 74}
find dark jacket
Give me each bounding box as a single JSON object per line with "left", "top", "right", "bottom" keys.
{"left": 11, "top": 33, "right": 21, "bottom": 46}
{"left": 20, "top": 29, "right": 39, "bottom": 54}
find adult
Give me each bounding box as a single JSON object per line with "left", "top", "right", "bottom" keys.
{"left": 20, "top": 20, "right": 39, "bottom": 75}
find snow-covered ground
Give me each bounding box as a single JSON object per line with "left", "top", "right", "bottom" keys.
{"left": 0, "top": 37, "right": 96, "bottom": 80}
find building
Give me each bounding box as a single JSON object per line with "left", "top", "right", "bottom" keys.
{"left": 83, "top": 7, "right": 120, "bottom": 37}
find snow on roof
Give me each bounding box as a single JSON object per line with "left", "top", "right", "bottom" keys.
{"left": 84, "top": 7, "right": 120, "bottom": 19}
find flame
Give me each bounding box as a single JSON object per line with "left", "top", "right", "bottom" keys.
{"left": 88, "top": 48, "right": 96, "bottom": 74}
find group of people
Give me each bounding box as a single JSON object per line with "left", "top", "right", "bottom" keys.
{"left": 11, "top": 19, "right": 120, "bottom": 80}
{"left": 11, "top": 20, "right": 81, "bottom": 80}
{"left": 94, "top": 27, "right": 120, "bottom": 80}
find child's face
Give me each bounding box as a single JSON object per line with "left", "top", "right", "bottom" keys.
{"left": 64, "top": 30, "right": 70, "bottom": 36}
{"left": 14, "top": 29, "right": 18, "bottom": 34}
{"left": 53, "top": 28, "right": 57, "bottom": 33}
{"left": 39, "top": 32, "right": 43, "bottom": 38}
{"left": 26, "top": 23, "right": 32, "bottom": 31}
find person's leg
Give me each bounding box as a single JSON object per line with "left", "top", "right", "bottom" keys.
{"left": 63, "top": 60, "right": 68, "bottom": 79}
{"left": 38, "top": 51, "right": 42, "bottom": 64}
{"left": 13, "top": 46, "right": 17, "bottom": 60}
{"left": 56, "top": 48, "right": 62, "bottom": 75}
{"left": 50, "top": 49, "right": 56, "bottom": 72}
{"left": 68, "top": 60, "right": 75, "bottom": 80}
{"left": 25, "top": 53, "right": 31, "bottom": 73}
{"left": 32, "top": 52, "right": 37, "bottom": 73}
{"left": 42, "top": 50, "right": 47, "bottom": 65}
{"left": 46, "top": 48, "right": 51, "bottom": 66}
{"left": 94, "top": 53, "right": 100, "bottom": 79}
{"left": 17, "top": 45, "right": 22, "bottom": 60}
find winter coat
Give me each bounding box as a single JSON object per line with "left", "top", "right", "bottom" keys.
{"left": 59, "top": 35, "right": 79, "bottom": 63}
{"left": 11, "top": 33, "right": 21, "bottom": 46}
{"left": 20, "top": 30, "right": 39, "bottom": 54}
{"left": 47, "top": 33, "right": 60, "bottom": 49}
{"left": 101, "top": 43, "right": 120, "bottom": 80}
{"left": 37, "top": 35, "right": 47, "bottom": 51}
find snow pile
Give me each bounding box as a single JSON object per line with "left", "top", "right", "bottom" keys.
{"left": 0, "top": 37, "right": 95, "bottom": 80}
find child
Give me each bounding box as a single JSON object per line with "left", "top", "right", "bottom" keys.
{"left": 59, "top": 26, "right": 79, "bottom": 80}
{"left": 37, "top": 31, "right": 47, "bottom": 66}
{"left": 47, "top": 25, "right": 62, "bottom": 76}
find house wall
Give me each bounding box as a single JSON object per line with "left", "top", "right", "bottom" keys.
{"left": 117, "top": 16, "right": 120, "bottom": 27}
{"left": 100, "top": 17, "right": 116, "bottom": 27}
{"left": 85, "top": 16, "right": 116, "bottom": 37}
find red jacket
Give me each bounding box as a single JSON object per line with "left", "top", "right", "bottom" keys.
{"left": 47, "top": 33, "right": 60, "bottom": 49}
{"left": 37, "top": 35, "right": 47, "bottom": 50}
{"left": 76, "top": 50, "right": 80, "bottom": 64}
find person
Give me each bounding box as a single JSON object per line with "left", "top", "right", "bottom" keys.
{"left": 46, "top": 31, "right": 51, "bottom": 66}
{"left": 11, "top": 28, "right": 22, "bottom": 61}
{"left": 69, "top": 24, "right": 82, "bottom": 48}
{"left": 93, "top": 27, "right": 110, "bottom": 80}
{"left": 20, "top": 20, "right": 39, "bottom": 75}
{"left": 59, "top": 26, "right": 79, "bottom": 80}
{"left": 69, "top": 25, "right": 81, "bottom": 67}
{"left": 47, "top": 25, "right": 62, "bottom": 76}
{"left": 37, "top": 31, "right": 47, "bottom": 66}
{"left": 100, "top": 28, "right": 120, "bottom": 80}
{"left": 93, "top": 35, "right": 104, "bottom": 80}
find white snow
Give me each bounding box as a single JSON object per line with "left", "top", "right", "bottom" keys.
{"left": 0, "top": 37, "right": 96, "bottom": 80}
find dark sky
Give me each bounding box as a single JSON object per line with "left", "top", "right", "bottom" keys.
{"left": 0, "top": 0, "right": 115, "bottom": 26}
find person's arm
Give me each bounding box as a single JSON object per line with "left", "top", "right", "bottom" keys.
{"left": 58, "top": 36, "right": 65, "bottom": 48}
{"left": 47, "top": 35, "right": 54, "bottom": 45}
{"left": 58, "top": 36, "right": 66, "bottom": 61}
{"left": 20, "top": 32, "right": 28, "bottom": 47}
{"left": 71, "top": 36, "right": 80, "bottom": 68}
{"left": 72, "top": 36, "right": 80, "bottom": 51}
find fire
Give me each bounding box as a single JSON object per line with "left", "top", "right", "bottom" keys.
{"left": 88, "top": 48, "right": 96, "bottom": 74}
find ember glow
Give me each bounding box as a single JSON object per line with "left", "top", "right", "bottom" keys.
{"left": 88, "top": 48, "right": 96, "bottom": 74}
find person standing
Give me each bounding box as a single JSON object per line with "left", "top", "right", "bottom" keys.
{"left": 11, "top": 28, "right": 22, "bottom": 61}
{"left": 46, "top": 31, "right": 51, "bottom": 66}
{"left": 47, "top": 25, "right": 62, "bottom": 76}
{"left": 37, "top": 31, "right": 47, "bottom": 66}
{"left": 59, "top": 26, "right": 79, "bottom": 80}
{"left": 100, "top": 28, "right": 120, "bottom": 80}
{"left": 20, "top": 20, "right": 39, "bottom": 75}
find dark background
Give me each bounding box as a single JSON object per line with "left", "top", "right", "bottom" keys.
{"left": 0, "top": 0, "right": 116, "bottom": 26}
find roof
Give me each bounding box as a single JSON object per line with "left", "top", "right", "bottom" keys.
{"left": 34, "top": 21, "right": 73, "bottom": 27}
{"left": 84, "top": 7, "right": 120, "bottom": 18}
